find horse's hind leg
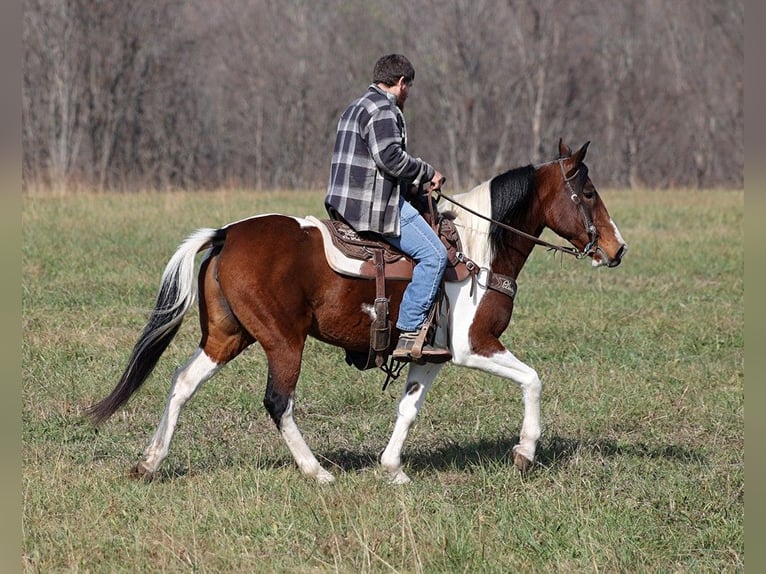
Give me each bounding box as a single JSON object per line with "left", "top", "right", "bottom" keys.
{"left": 133, "top": 256, "right": 251, "bottom": 479}
{"left": 380, "top": 362, "right": 444, "bottom": 484}
{"left": 262, "top": 344, "right": 335, "bottom": 484}
{"left": 134, "top": 348, "right": 222, "bottom": 478}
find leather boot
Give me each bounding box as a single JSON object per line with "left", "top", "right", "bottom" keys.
{"left": 392, "top": 331, "right": 452, "bottom": 363}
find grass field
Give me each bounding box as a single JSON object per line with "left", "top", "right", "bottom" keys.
{"left": 22, "top": 189, "right": 743, "bottom": 572}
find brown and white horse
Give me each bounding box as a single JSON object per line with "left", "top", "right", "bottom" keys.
{"left": 88, "top": 140, "right": 627, "bottom": 484}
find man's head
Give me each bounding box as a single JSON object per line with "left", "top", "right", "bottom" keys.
{"left": 373, "top": 54, "right": 414, "bottom": 109}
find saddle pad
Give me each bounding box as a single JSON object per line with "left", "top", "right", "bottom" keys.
{"left": 306, "top": 216, "right": 414, "bottom": 280}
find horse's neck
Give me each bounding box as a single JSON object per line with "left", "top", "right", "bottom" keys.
{"left": 492, "top": 231, "right": 539, "bottom": 280}
{"left": 446, "top": 180, "right": 541, "bottom": 278}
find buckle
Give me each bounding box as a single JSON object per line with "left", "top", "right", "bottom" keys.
{"left": 456, "top": 251, "right": 478, "bottom": 273}
{"left": 476, "top": 267, "right": 491, "bottom": 289}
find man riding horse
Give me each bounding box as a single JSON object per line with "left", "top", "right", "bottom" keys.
{"left": 325, "top": 53, "right": 452, "bottom": 363}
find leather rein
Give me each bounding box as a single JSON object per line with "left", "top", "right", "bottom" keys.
{"left": 431, "top": 159, "right": 600, "bottom": 260}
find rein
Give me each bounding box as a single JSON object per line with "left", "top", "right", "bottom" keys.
{"left": 431, "top": 158, "right": 598, "bottom": 259}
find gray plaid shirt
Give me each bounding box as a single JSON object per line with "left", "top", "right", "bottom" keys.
{"left": 325, "top": 84, "right": 435, "bottom": 237}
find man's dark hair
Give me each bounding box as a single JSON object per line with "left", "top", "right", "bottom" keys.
{"left": 373, "top": 54, "right": 415, "bottom": 87}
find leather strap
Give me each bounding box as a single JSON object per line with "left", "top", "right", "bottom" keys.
{"left": 374, "top": 249, "right": 385, "bottom": 299}
{"left": 410, "top": 302, "right": 438, "bottom": 361}
{"left": 485, "top": 270, "right": 517, "bottom": 298}
{"left": 455, "top": 252, "right": 517, "bottom": 299}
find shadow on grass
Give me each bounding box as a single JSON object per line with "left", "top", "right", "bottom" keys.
{"left": 534, "top": 436, "right": 707, "bottom": 467}
{"left": 121, "top": 435, "right": 707, "bottom": 482}
{"left": 320, "top": 435, "right": 707, "bottom": 475}
{"left": 127, "top": 458, "right": 294, "bottom": 483}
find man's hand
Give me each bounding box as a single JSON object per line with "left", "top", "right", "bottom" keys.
{"left": 430, "top": 171, "right": 446, "bottom": 192}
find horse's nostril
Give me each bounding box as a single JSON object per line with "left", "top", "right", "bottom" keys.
{"left": 618, "top": 244, "right": 628, "bottom": 259}
{"left": 609, "top": 244, "right": 627, "bottom": 267}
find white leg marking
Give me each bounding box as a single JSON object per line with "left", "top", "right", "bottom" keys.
{"left": 459, "top": 349, "right": 542, "bottom": 463}
{"left": 380, "top": 363, "right": 443, "bottom": 484}
{"left": 281, "top": 398, "right": 334, "bottom": 483}
{"left": 142, "top": 349, "right": 221, "bottom": 473}
{"left": 446, "top": 281, "right": 542, "bottom": 465}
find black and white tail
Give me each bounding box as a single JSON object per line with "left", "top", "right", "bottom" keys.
{"left": 87, "top": 227, "right": 226, "bottom": 424}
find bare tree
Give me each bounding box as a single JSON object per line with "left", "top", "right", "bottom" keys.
{"left": 23, "top": 0, "right": 87, "bottom": 190}
{"left": 22, "top": 0, "right": 743, "bottom": 192}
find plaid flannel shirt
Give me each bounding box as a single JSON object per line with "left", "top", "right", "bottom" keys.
{"left": 325, "top": 84, "right": 435, "bottom": 237}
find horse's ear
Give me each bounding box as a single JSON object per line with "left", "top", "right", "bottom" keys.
{"left": 558, "top": 138, "right": 572, "bottom": 158}
{"left": 571, "top": 141, "right": 590, "bottom": 165}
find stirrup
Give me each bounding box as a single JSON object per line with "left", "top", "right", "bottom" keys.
{"left": 392, "top": 328, "right": 451, "bottom": 364}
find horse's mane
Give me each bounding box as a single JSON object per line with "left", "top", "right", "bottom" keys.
{"left": 488, "top": 164, "right": 535, "bottom": 255}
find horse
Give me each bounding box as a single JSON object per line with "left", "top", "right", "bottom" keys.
{"left": 88, "top": 140, "right": 627, "bottom": 484}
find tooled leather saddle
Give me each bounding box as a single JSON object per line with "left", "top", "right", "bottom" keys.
{"left": 308, "top": 213, "right": 471, "bottom": 282}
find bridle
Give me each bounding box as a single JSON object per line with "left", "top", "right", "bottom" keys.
{"left": 558, "top": 159, "right": 600, "bottom": 259}
{"left": 431, "top": 159, "right": 600, "bottom": 260}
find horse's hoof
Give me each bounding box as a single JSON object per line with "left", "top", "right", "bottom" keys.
{"left": 315, "top": 469, "right": 335, "bottom": 484}
{"left": 391, "top": 472, "right": 411, "bottom": 485}
{"left": 382, "top": 468, "right": 411, "bottom": 485}
{"left": 129, "top": 461, "right": 155, "bottom": 481}
{"left": 512, "top": 447, "right": 534, "bottom": 474}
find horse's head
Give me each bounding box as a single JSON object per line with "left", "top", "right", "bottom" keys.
{"left": 542, "top": 140, "right": 628, "bottom": 267}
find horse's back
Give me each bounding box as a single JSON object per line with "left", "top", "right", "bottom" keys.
{"left": 217, "top": 213, "right": 326, "bottom": 286}
{"left": 223, "top": 213, "right": 316, "bottom": 246}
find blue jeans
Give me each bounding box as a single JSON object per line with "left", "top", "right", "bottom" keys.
{"left": 384, "top": 199, "right": 448, "bottom": 332}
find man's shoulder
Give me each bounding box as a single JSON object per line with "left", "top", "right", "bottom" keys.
{"left": 339, "top": 86, "right": 396, "bottom": 130}
{"left": 358, "top": 85, "right": 395, "bottom": 111}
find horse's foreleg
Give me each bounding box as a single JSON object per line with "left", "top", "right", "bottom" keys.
{"left": 460, "top": 350, "right": 541, "bottom": 472}
{"left": 512, "top": 367, "right": 542, "bottom": 473}
{"left": 135, "top": 348, "right": 221, "bottom": 478}
{"left": 380, "top": 362, "right": 443, "bottom": 484}
{"left": 263, "top": 352, "right": 334, "bottom": 484}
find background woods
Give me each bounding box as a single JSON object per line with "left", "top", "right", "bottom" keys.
{"left": 22, "top": 0, "right": 743, "bottom": 192}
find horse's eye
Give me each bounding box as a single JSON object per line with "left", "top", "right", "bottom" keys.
{"left": 582, "top": 185, "right": 595, "bottom": 200}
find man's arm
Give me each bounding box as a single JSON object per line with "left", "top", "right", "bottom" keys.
{"left": 366, "top": 108, "right": 435, "bottom": 186}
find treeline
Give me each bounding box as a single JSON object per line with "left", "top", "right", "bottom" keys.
{"left": 22, "top": 0, "right": 743, "bottom": 192}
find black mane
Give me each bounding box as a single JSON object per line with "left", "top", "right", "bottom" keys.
{"left": 488, "top": 164, "right": 535, "bottom": 255}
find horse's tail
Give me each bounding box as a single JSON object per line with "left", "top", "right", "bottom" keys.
{"left": 87, "top": 227, "right": 227, "bottom": 425}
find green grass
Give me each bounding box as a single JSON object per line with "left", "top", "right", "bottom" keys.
{"left": 22, "top": 189, "right": 743, "bottom": 572}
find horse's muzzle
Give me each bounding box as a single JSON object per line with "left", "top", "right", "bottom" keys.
{"left": 606, "top": 244, "right": 628, "bottom": 268}
{"left": 591, "top": 243, "right": 627, "bottom": 268}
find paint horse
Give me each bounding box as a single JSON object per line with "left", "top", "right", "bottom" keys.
{"left": 88, "top": 140, "right": 627, "bottom": 484}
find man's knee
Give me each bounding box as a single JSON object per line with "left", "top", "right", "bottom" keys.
{"left": 433, "top": 241, "right": 449, "bottom": 272}
{"left": 420, "top": 243, "right": 447, "bottom": 270}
